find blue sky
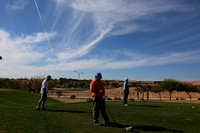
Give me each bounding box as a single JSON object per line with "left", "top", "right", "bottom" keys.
{"left": 0, "top": 0, "right": 200, "bottom": 81}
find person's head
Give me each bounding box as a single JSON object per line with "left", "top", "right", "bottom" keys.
{"left": 124, "top": 77, "right": 128, "bottom": 81}
{"left": 95, "top": 72, "right": 102, "bottom": 81}
{"left": 47, "top": 75, "right": 51, "bottom": 81}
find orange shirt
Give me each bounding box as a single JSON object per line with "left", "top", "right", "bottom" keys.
{"left": 90, "top": 79, "right": 105, "bottom": 97}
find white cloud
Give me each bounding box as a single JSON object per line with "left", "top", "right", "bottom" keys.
{"left": 94, "top": 51, "right": 200, "bottom": 70}
{"left": 1, "top": 27, "right": 199, "bottom": 78}
{"left": 67, "top": 0, "right": 185, "bottom": 35}
{"left": 6, "top": 0, "right": 29, "bottom": 10}
{"left": 0, "top": 29, "right": 56, "bottom": 67}
{"left": 57, "top": 26, "right": 111, "bottom": 62}
{"left": 51, "top": 0, "right": 188, "bottom": 62}
{"left": 22, "top": 50, "right": 200, "bottom": 71}
{"left": 1, "top": 1, "right": 199, "bottom": 79}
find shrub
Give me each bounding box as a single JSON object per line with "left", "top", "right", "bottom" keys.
{"left": 113, "top": 97, "right": 122, "bottom": 100}
{"left": 87, "top": 98, "right": 93, "bottom": 102}
{"left": 180, "top": 98, "right": 185, "bottom": 100}
{"left": 198, "top": 97, "right": 200, "bottom": 100}
{"left": 176, "top": 98, "right": 179, "bottom": 100}
{"left": 56, "top": 90, "right": 63, "bottom": 97}
{"left": 106, "top": 97, "right": 112, "bottom": 100}
{"left": 129, "top": 98, "right": 135, "bottom": 101}
{"left": 70, "top": 95, "right": 76, "bottom": 99}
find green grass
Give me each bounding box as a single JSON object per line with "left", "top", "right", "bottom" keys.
{"left": 1, "top": 89, "right": 200, "bottom": 133}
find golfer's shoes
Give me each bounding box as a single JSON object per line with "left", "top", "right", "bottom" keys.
{"left": 123, "top": 126, "right": 134, "bottom": 131}
{"left": 35, "top": 107, "right": 40, "bottom": 111}
{"left": 41, "top": 107, "right": 46, "bottom": 110}
{"left": 104, "top": 121, "right": 111, "bottom": 125}
{"left": 124, "top": 104, "right": 128, "bottom": 106}
{"left": 93, "top": 122, "right": 100, "bottom": 126}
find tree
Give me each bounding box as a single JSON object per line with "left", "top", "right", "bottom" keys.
{"left": 160, "top": 79, "right": 179, "bottom": 100}
{"left": 49, "top": 79, "right": 57, "bottom": 90}
{"left": 65, "top": 83, "right": 73, "bottom": 88}
{"left": 10, "top": 79, "right": 20, "bottom": 89}
{"left": 31, "top": 78, "right": 43, "bottom": 93}
{"left": 151, "top": 86, "right": 164, "bottom": 101}
{"left": 186, "top": 84, "right": 199, "bottom": 100}
{"left": 145, "top": 85, "right": 152, "bottom": 101}
{"left": 28, "top": 81, "right": 33, "bottom": 92}
{"left": 177, "top": 82, "right": 199, "bottom": 100}
{"left": 134, "top": 87, "right": 140, "bottom": 101}
{"left": 111, "top": 82, "right": 120, "bottom": 88}
{"left": 135, "top": 85, "right": 145, "bottom": 101}
{"left": 20, "top": 80, "right": 29, "bottom": 91}
{"left": 130, "top": 82, "right": 137, "bottom": 87}
{"left": 0, "top": 78, "right": 10, "bottom": 88}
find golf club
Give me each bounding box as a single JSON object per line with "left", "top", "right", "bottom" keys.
{"left": 105, "top": 102, "right": 115, "bottom": 123}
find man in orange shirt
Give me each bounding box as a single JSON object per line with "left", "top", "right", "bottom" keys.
{"left": 90, "top": 72, "right": 109, "bottom": 125}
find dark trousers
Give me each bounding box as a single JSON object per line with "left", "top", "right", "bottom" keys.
{"left": 93, "top": 97, "right": 109, "bottom": 123}
{"left": 124, "top": 90, "right": 129, "bottom": 104}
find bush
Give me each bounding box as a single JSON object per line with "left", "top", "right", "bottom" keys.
{"left": 56, "top": 90, "right": 63, "bottom": 97}
{"left": 176, "top": 98, "right": 179, "bottom": 100}
{"left": 87, "top": 98, "right": 93, "bottom": 102}
{"left": 129, "top": 98, "right": 135, "bottom": 101}
{"left": 180, "top": 98, "right": 185, "bottom": 100}
{"left": 106, "top": 97, "right": 112, "bottom": 100}
{"left": 113, "top": 97, "right": 122, "bottom": 100}
{"left": 70, "top": 95, "right": 76, "bottom": 99}
{"left": 198, "top": 97, "right": 200, "bottom": 100}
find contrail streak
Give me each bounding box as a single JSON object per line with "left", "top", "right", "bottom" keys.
{"left": 64, "top": 13, "right": 85, "bottom": 44}
{"left": 34, "top": 0, "right": 56, "bottom": 57}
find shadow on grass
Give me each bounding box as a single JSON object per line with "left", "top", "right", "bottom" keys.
{"left": 129, "top": 104, "right": 163, "bottom": 108}
{"left": 101, "top": 122, "right": 182, "bottom": 132}
{"left": 46, "top": 109, "right": 92, "bottom": 114}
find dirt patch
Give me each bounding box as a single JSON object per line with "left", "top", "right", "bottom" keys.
{"left": 50, "top": 87, "right": 200, "bottom": 104}
{"left": 49, "top": 84, "right": 200, "bottom": 101}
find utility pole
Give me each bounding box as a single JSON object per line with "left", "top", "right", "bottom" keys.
{"left": 74, "top": 71, "right": 84, "bottom": 88}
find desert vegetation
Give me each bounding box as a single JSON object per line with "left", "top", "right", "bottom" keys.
{"left": 0, "top": 77, "right": 199, "bottom": 100}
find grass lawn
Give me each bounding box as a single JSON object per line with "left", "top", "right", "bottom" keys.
{"left": 1, "top": 89, "right": 200, "bottom": 133}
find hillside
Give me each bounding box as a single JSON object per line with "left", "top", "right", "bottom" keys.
{"left": 49, "top": 86, "right": 200, "bottom": 100}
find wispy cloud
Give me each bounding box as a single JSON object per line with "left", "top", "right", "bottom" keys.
{"left": 12, "top": 50, "right": 200, "bottom": 72}
{"left": 34, "top": 0, "right": 56, "bottom": 57}
{"left": 6, "top": 0, "right": 29, "bottom": 10}
{"left": 51, "top": 0, "right": 188, "bottom": 62}
{"left": 1, "top": 28, "right": 200, "bottom": 78}
{"left": 68, "top": 0, "right": 186, "bottom": 35}
{"left": 0, "top": 29, "right": 56, "bottom": 66}
{"left": 1, "top": 0, "right": 200, "bottom": 79}
{"left": 91, "top": 50, "right": 200, "bottom": 70}
{"left": 57, "top": 26, "right": 111, "bottom": 62}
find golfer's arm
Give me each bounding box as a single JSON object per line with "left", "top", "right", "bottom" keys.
{"left": 90, "top": 83, "right": 99, "bottom": 93}
{"left": 91, "top": 86, "right": 102, "bottom": 93}
{"left": 91, "top": 89, "right": 101, "bottom": 93}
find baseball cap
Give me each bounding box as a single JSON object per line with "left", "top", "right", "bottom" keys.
{"left": 95, "top": 72, "right": 102, "bottom": 79}
{"left": 124, "top": 77, "right": 128, "bottom": 81}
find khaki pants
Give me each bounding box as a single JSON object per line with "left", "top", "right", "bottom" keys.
{"left": 93, "top": 97, "right": 109, "bottom": 123}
